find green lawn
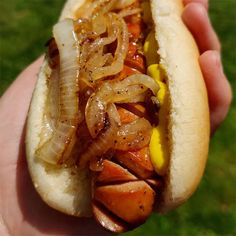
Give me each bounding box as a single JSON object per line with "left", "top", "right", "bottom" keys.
{"left": 0, "top": 0, "right": 235, "bottom": 235}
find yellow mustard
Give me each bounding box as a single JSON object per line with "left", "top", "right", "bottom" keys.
{"left": 150, "top": 81, "right": 168, "bottom": 176}
{"left": 147, "top": 63, "right": 167, "bottom": 83}
{"left": 144, "top": 32, "right": 169, "bottom": 176}
{"left": 149, "top": 126, "right": 168, "bottom": 176}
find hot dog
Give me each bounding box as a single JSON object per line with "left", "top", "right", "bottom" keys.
{"left": 26, "top": 0, "right": 210, "bottom": 233}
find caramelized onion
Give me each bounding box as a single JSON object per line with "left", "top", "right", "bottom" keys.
{"left": 108, "top": 103, "right": 121, "bottom": 126}
{"left": 37, "top": 1, "right": 159, "bottom": 169}
{"left": 118, "top": 8, "right": 142, "bottom": 18}
{"left": 74, "top": 18, "right": 92, "bottom": 35}
{"left": 79, "top": 104, "right": 119, "bottom": 170}
{"left": 46, "top": 68, "right": 60, "bottom": 131}
{"left": 80, "top": 116, "right": 152, "bottom": 169}
{"left": 91, "top": 14, "right": 129, "bottom": 80}
{"left": 117, "top": 92, "right": 147, "bottom": 103}
{"left": 84, "top": 14, "right": 119, "bottom": 72}
{"left": 88, "top": 14, "right": 119, "bottom": 56}
{"left": 78, "top": 0, "right": 117, "bottom": 19}
{"left": 92, "top": 0, "right": 118, "bottom": 16}
{"left": 36, "top": 19, "right": 80, "bottom": 165}
{"left": 86, "top": 49, "right": 108, "bottom": 70}
{"left": 78, "top": 0, "right": 136, "bottom": 19}
{"left": 92, "top": 14, "right": 107, "bottom": 35}
{"left": 85, "top": 74, "right": 157, "bottom": 138}
{"left": 111, "top": 74, "right": 159, "bottom": 103}
{"left": 115, "top": 74, "right": 159, "bottom": 95}
{"left": 115, "top": 118, "right": 152, "bottom": 151}
{"left": 114, "top": 0, "right": 137, "bottom": 9}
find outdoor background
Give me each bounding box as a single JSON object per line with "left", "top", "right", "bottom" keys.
{"left": 0, "top": 0, "right": 235, "bottom": 235}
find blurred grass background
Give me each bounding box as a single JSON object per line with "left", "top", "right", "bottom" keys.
{"left": 0, "top": 0, "right": 235, "bottom": 235}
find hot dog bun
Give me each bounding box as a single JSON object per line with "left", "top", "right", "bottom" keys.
{"left": 26, "top": 0, "right": 209, "bottom": 217}
{"left": 150, "top": 0, "right": 209, "bottom": 212}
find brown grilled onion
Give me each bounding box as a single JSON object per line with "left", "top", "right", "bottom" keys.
{"left": 85, "top": 74, "right": 158, "bottom": 138}
{"left": 36, "top": 19, "right": 80, "bottom": 165}
{"left": 76, "top": 13, "right": 127, "bottom": 84}
{"left": 115, "top": 118, "right": 152, "bottom": 151}
{"left": 77, "top": 0, "right": 117, "bottom": 19}
{"left": 79, "top": 104, "right": 120, "bottom": 170}
{"left": 118, "top": 8, "right": 142, "bottom": 18}
{"left": 114, "top": 0, "right": 137, "bottom": 9}
{"left": 91, "top": 13, "right": 129, "bottom": 81}
{"left": 40, "top": 68, "right": 60, "bottom": 145}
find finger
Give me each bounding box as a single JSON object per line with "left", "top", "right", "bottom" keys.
{"left": 199, "top": 50, "right": 232, "bottom": 134}
{"left": 182, "top": 3, "right": 221, "bottom": 53}
{"left": 183, "top": 0, "right": 208, "bottom": 10}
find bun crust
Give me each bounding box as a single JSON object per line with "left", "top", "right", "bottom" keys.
{"left": 26, "top": 0, "right": 209, "bottom": 216}
{"left": 26, "top": 61, "right": 92, "bottom": 217}
{"left": 151, "top": 0, "right": 209, "bottom": 211}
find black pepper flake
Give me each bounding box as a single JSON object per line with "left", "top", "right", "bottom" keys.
{"left": 139, "top": 205, "right": 144, "bottom": 211}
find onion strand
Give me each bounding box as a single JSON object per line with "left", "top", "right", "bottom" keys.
{"left": 36, "top": 19, "right": 80, "bottom": 165}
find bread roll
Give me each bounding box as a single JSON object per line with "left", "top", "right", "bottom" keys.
{"left": 26, "top": 0, "right": 209, "bottom": 218}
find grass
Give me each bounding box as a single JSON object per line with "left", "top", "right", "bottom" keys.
{"left": 0, "top": 0, "right": 235, "bottom": 235}
{"left": 0, "top": 0, "right": 64, "bottom": 94}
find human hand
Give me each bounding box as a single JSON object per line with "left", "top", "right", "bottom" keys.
{"left": 182, "top": 0, "right": 232, "bottom": 134}
{"left": 0, "top": 1, "right": 232, "bottom": 235}
{"left": 0, "top": 57, "right": 110, "bottom": 236}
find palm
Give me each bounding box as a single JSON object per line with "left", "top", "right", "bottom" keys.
{"left": 0, "top": 58, "right": 109, "bottom": 235}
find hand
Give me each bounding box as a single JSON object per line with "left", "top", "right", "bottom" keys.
{"left": 0, "top": 57, "right": 111, "bottom": 236}
{"left": 0, "top": 1, "right": 232, "bottom": 235}
{"left": 182, "top": 0, "right": 232, "bottom": 134}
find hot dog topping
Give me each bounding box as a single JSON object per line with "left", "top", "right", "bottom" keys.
{"left": 37, "top": 0, "right": 170, "bottom": 233}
